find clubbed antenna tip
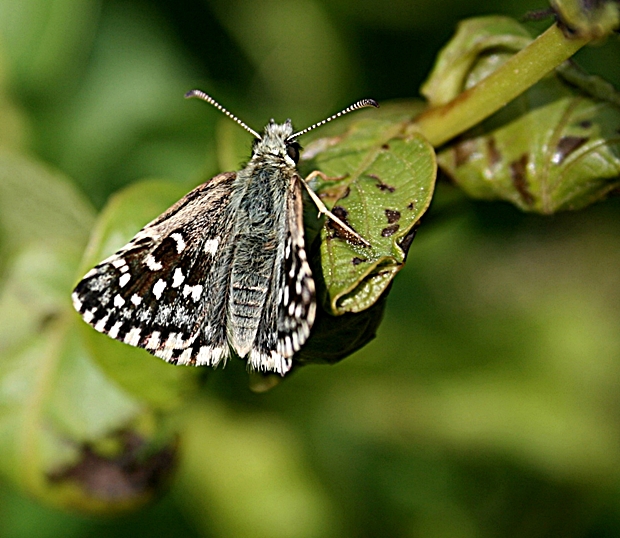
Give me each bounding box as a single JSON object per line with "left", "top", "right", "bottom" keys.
{"left": 289, "top": 98, "right": 379, "bottom": 140}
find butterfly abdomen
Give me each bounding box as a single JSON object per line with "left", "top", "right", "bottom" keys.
{"left": 227, "top": 164, "right": 288, "bottom": 358}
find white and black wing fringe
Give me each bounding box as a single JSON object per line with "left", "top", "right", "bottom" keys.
{"left": 72, "top": 172, "right": 316, "bottom": 376}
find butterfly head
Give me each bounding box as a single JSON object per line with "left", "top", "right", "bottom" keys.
{"left": 253, "top": 119, "right": 301, "bottom": 168}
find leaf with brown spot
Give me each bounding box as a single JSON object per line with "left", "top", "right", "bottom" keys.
{"left": 301, "top": 101, "right": 436, "bottom": 314}
{"left": 47, "top": 432, "right": 177, "bottom": 507}
{"left": 430, "top": 17, "right": 620, "bottom": 213}
{"left": 0, "top": 163, "right": 199, "bottom": 514}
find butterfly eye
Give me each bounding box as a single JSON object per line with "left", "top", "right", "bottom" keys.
{"left": 286, "top": 142, "right": 301, "bottom": 163}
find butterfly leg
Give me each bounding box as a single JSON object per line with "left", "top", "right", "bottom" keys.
{"left": 300, "top": 171, "right": 371, "bottom": 248}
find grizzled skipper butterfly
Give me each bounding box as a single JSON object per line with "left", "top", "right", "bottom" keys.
{"left": 72, "top": 90, "right": 377, "bottom": 375}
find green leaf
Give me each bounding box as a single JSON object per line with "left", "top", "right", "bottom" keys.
{"left": 420, "top": 16, "right": 532, "bottom": 107}
{"left": 177, "top": 402, "right": 339, "bottom": 538}
{"left": 0, "top": 61, "right": 28, "bottom": 152}
{"left": 301, "top": 102, "right": 436, "bottom": 315}
{"left": 430, "top": 17, "right": 620, "bottom": 213}
{"left": 0, "top": 0, "right": 99, "bottom": 98}
{"left": 0, "top": 150, "right": 93, "bottom": 352}
{"left": 551, "top": 0, "right": 620, "bottom": 40}
{"left": 0, "top": 149, "right": 94, "bottom": 258}
{"left": 0, "top": 315, "right": 178, "bottom": 514}
{"left": 0, "top": 158, "right": 184, "bottom": 513}
{"left": 35, "top": 1, "right": 217, "bottom": 207}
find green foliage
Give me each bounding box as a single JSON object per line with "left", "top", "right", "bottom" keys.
{"left": 1, "top": 0, "right": 620, "bottom": 535}
{"left": 305, "top": 104, "right": 436, "bottom": 314}
{"left": 0, "top": 153, "right": 184, "bottom": 513}
{"left": 551, "top": 0, "right": 620, "bottom": 39}
{"left": 427, "top": 17, "right": 620, "bottom": 213}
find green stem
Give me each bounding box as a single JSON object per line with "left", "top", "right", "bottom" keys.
{"left": 414, "top": 24, "right": 591, "bottom": 147}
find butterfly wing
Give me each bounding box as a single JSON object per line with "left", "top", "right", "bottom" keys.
{"left": 72, "top": 172, "right": 237, "bottom": 367}
{"left": 248, "top": 174, "right": 316, "bottom": 375}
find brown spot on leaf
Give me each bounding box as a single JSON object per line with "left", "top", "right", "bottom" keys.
{"left": 385, "top": 209, "right": 401, "bottom": 223}
{"left": 407, "top": 202, "right": 415, "bottom": 210}
{"left": 487, "top": 137, "right": 501, "bottom": 167}
{"left": 341, "top": 186, "right": 350, "bottom": 198}
{"left": 552, "top": 136, "right": 588, "bottom": 165}
{"left": 382, "top": 143, "right": 390, "bottom": 150}
{"left": 454, "top": 138, "right": 477, "bottom": 167}
{"left": 47, "top": 431, "right": 177, "bottom": 502}
{"left": 509, "top": 154, "right": 534, "bottom": 205}
{"left": 332, "top": 205, "right": 348, "bottom": 220}
{"left": 579, "top": 120, "right": 592, "bottom": 129}
{"left": 352, "top": 257, "right": 367, "bottom": 265}
{"left": 326, "top": 206, "right": 368, "bottom": 247}
{"left": 381, "top": 224, "right": 400, "bottom": 237}
{"left": 368, "top": 174, "right": 396, "bottom": 193}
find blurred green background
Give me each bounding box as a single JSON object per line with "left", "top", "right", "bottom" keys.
{"left": 2, "top": 0, "right": 620, "bottom": 536}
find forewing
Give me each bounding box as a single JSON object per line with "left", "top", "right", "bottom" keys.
{"left": 72, "top": 172, "right": 236, "bottom": 366}
{"left": 249, "top": 174, "right": 316, "bottom": 375}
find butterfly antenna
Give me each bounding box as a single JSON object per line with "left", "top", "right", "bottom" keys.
{"left": 185, "top": 89, "right": 261, "bottom": 139}
{"left": 289, "top": 98, "right": 379, "bottom": 140}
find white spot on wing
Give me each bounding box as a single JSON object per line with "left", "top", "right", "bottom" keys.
{"left": 177, "top": 348, "right": 193, "bottom": 365}
{"left": 72, "top": 293, "right": 82, "bottom": 312}
{"left": 191, "top": 285, "right": 203, "bottom": 301}
{"left": 94, "top": 314, "right": 109, "bottom": 333}
{"left": 153, "top": 279, "right": 167, "bottom": 299}
{"left": 113, "top": 294, "right": 125, "bottom": 308}
{"left": 172, "top": 268, "right": 185, "bottom": 288}
{"left": 182, "top": 284, "right": 203, "bottom": 302}
{"left": 308, "top": 302, "right": 316, "bottom": 324}
{"left": 124, "top": 327, "right": 142, "bottom": 346}
{"left": 204, "top": 238, "right": 219, "bottom": 255}
{"left": 271, "top": 350, "right": 292, "bottom": 375}
{"left": 130, "top": 294, "right": 142, "bottom": 306}
{"left": 196, "top": 345, "right": 227, "bottom": 366}
{"left": 284, "top": 336, "right": 295, "bottom": 357}
{"left": 145, "top": 331, "right": 161, "bottom": 350}
{"left": 171, "top": 232, "right": 186, "bottom": 253}
{"left": 119, "top": 273, "right": 131, "bottom": 288}
{"left": 112, "top": 258, "right": 126, "bottom": 269}
{"left": 164, "top": 332, "right": 185, "bottom": 349}
{"left": 108, "top": 321, "right": 123, "bottom": 339}
{"left": 292, "top": 331, "right": 299, "bottom": 351}
{"left": 145, "top": 254, "right": 163, "bottom": 271}
{"left": 155, "top": 347, "right": 174, "bottom": 361}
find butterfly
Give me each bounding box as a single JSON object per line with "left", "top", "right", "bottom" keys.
{"left": 72, "top": 90, "right": 377, "bottom": 376}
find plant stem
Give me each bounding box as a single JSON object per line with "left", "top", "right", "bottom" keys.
{"left": 414, "top": 24, "right": 591, "bottom": 147}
